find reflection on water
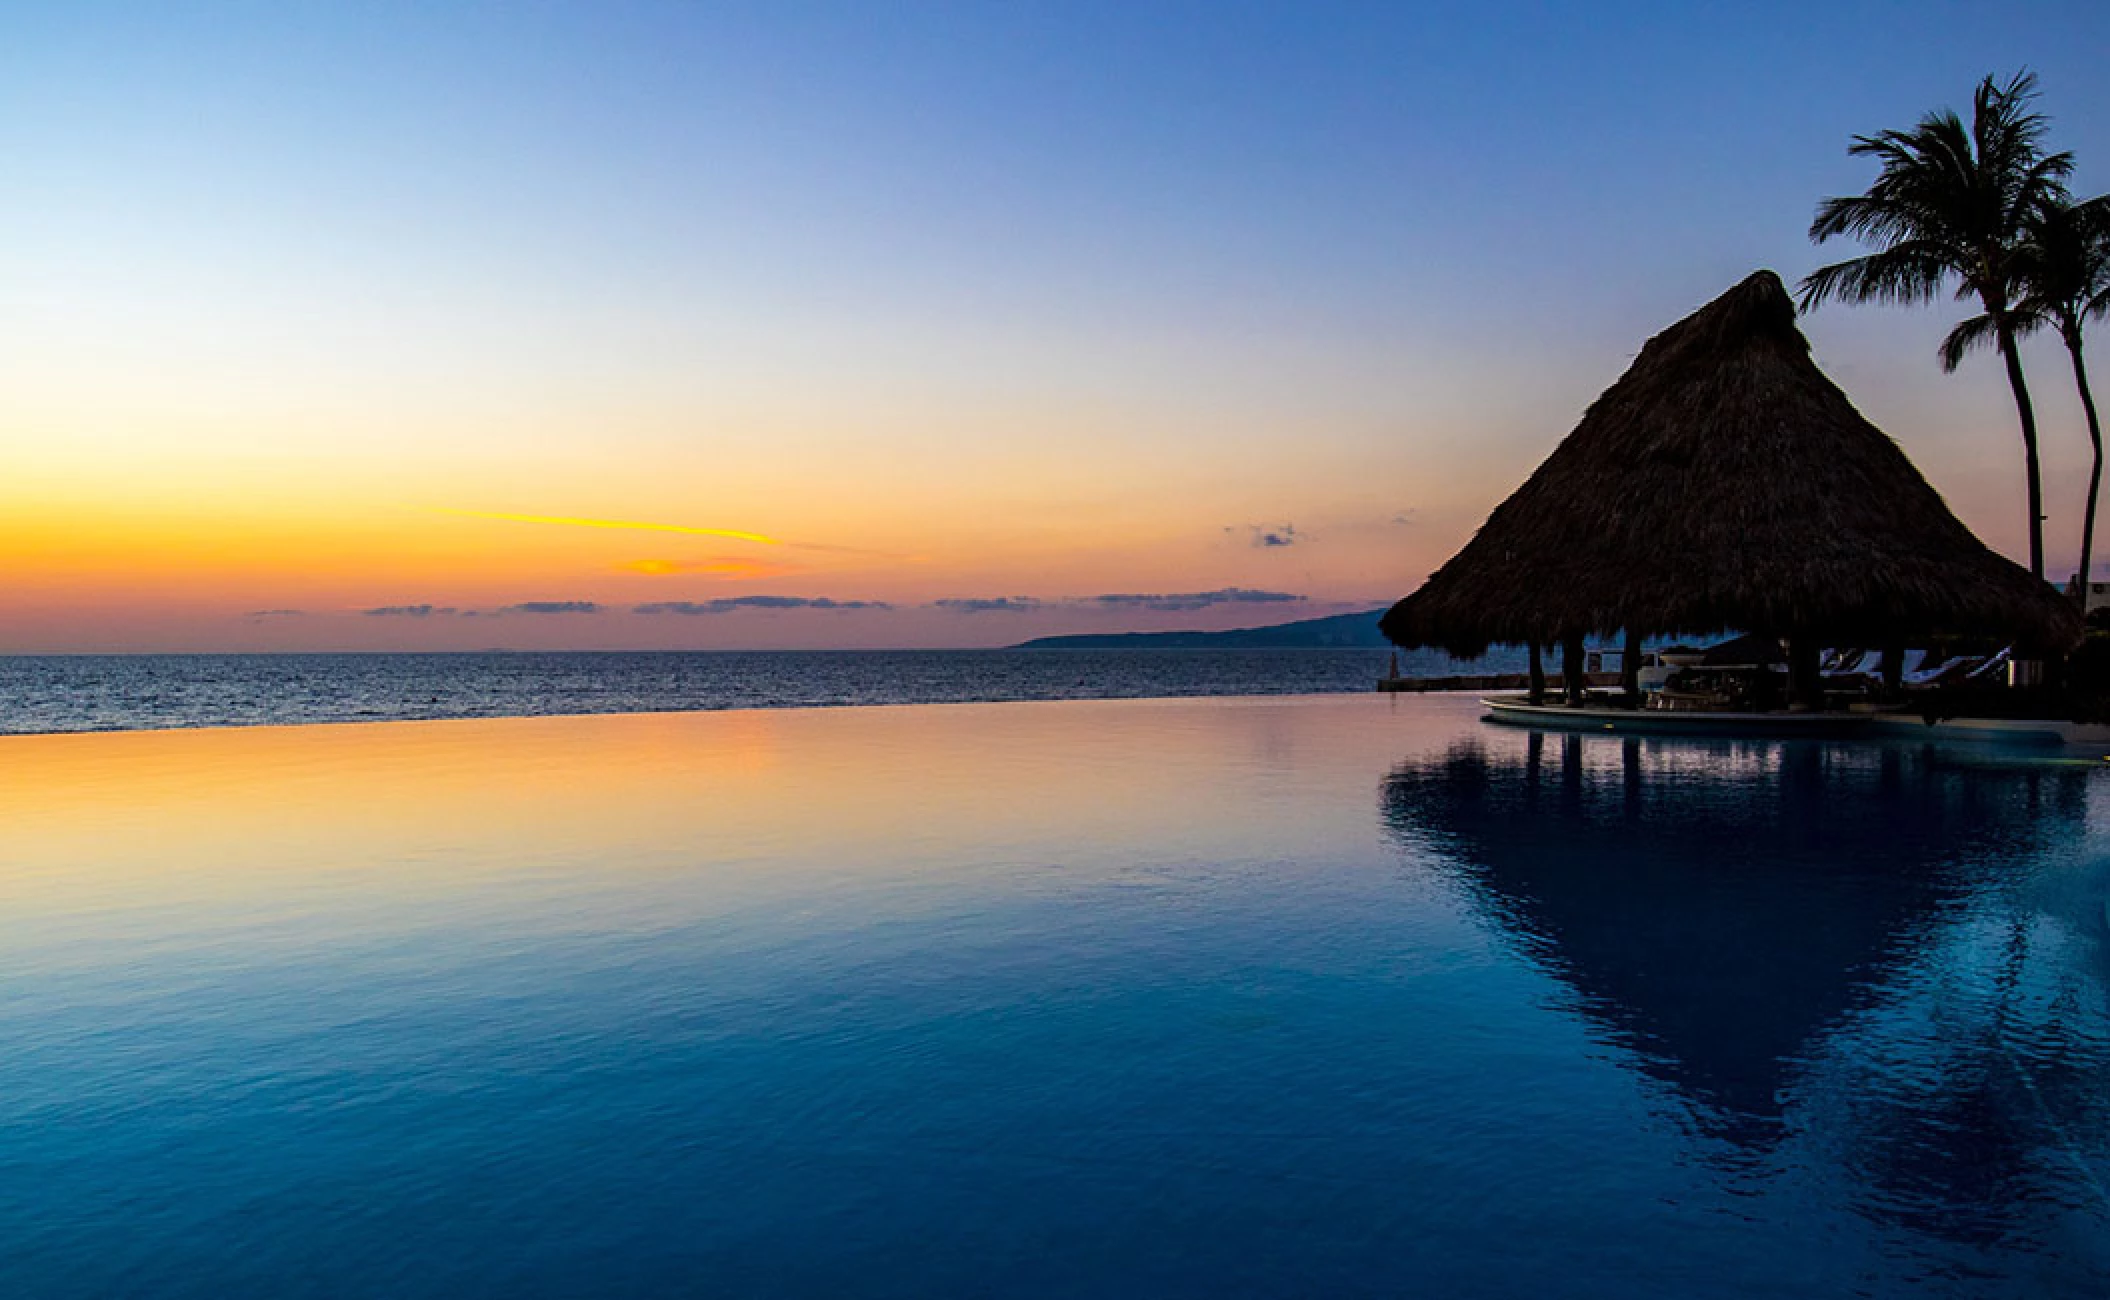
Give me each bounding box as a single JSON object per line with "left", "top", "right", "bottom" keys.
{"left": 0, "top": 695, "right": 2105, "bottom": 1296}
{"left": 1383, "top": 729, "right": 2110, "bottom": 1271}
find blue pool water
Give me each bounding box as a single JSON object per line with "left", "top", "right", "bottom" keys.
{"left": 0, "top": 694, "right": 2105, "bottom": 1296}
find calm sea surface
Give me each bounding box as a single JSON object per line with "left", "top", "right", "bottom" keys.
{"left": 0, "top": 647, "right": 1489, "bottom": 735}
{"left": 1, "top": 693, "right": 2106, "bottom": 1296}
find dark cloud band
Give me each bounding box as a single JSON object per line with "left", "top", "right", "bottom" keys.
{"left": 634, "top": 596, "right": 892, "bottom": 615}
{"left": 933, "top": 597, "right": 1044, "bottom": 613}
{"left": 1091, "top": 588, "right": 1303, "bottom": 613}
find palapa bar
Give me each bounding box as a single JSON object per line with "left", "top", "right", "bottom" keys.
{"left": 1380, "top": 270, "right": 2078, "bottom": 706}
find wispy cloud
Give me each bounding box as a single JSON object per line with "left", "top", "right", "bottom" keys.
{"left": 364, "top": 604, "right": 457, "bottom": 618}
{"left": 634, "top": 596, "right": 892, "bottom": 615}
{"left": 499, "top": 600, "right": 602, "bottom": 615}
{"left": 933, "top": 597, "right": 1044, "bottom": 614}
{"left": 1091, "top": 588, "right": 1304, "bottom": 612}
{"left": 436, "top": 509, "right": 778, "bottom": 545}
{"left": 933, "top": 590, "right": 1306, "bottom": 613}
{"left": 1228, "top": 522, "right": 1299, "bottom": 548}
{"left": 1225, "top": 522, "right": 1300, "bottom": 548}
{"left": 244, "top": 609, "right": 305, "bottom": 619}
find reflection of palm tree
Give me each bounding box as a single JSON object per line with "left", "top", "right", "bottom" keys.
{"left": 1836, "top": 885, "right": 2110, "bottom": 1252}
{"left": 1800, "top": 72, "right": 2074, "bottom": 579}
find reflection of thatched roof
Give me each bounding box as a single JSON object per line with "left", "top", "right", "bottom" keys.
{"left": 1381, "top": 271, "right": 2079, "bottom": 657}
{"left": 1379, "top": 731, "right": 2089, "bottom": 1145}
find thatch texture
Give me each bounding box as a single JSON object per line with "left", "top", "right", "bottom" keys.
{"left": 1381, "top": 271, "right": 2079, "bottom": 657}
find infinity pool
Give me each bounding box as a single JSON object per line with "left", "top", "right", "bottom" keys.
{"left": 2, "top": 695, "right": 2105, "bottom": 1296}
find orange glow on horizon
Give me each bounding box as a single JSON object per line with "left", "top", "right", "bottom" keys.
{"left": 433, "top": 509, "right": 781, "bottom": 545}
{"left": 620, "top": 558, "right": 796, "bottom": 579}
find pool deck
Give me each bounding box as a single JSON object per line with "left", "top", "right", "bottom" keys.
{"left": 1481, "top": 694, "right": 1874, "bottom": 737}
{"left": 1481, "top": 692, "right": 2110, "bottom": 747}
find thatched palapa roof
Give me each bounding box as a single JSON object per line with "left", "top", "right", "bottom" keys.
{"left": 1380, "top": 270, "right": 2079, "bottom": 657}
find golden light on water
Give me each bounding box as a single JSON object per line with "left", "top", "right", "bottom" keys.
{"left": 0, "top": 698, "right": 1323, "bottom": 914}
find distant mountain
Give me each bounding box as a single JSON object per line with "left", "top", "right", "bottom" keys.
{"left": 1013, "top": 608, "right": 1390, "bottom": 650}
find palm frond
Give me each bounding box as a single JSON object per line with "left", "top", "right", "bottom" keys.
{"left": 1938, "top": 312, "right": 2020, "bottom": 372}
{"left": 1806, "top": 69, "right": 2071, "bottom": 332}
{"left": 1810, "top": 191, "right": 1934, "bottom": 246}
{"left": 2013, "top": 194, "right": 2110, "bottom": 338}
{"left": 1799, "top": 245, "right": 1950, "bottom": 310}
{"left": 2067, "top": 196, "right": 2110, "bottom": 324}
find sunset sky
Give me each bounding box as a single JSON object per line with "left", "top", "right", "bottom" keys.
{"left": 6, "top": 1, "right": 2109, "bottom": 651}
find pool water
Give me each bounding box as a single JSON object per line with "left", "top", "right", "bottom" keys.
{"left": 0, "top": 694, "right": 2105, "bottom": 1296}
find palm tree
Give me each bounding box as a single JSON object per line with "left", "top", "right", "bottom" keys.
{"left": 1943, "top": 197, "right": 2110, "bottom": 598}
{"left": 1800, "top": 72, "right": 2074, "bottom": 580}
{"left": 2023, "top": 198, "right": 2110, "bottom": 598}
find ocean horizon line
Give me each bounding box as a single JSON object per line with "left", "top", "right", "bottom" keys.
{"left": 0, "top": 645, "right": 1439, "bottom": 739}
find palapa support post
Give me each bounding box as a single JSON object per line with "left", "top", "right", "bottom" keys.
{"left": 1879, "top": 635, "right": 1904, "bottom": 699}
{"left": 1621, "top": 627, "right": 1643, "bottom": 708}
{"left": 1787, "top": 637, "right": 1823, "bottom": 712}
{"left": 1562, "top": 631, "right": 1587, "bottom": 706}
{"left": 1527, "top": 643, "right": 1546, "bottom": 705}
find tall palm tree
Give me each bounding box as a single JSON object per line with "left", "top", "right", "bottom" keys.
{"left": 1943, "top": 197, "right": 2110, "bottom": 598}
{"left": 2030, "top": 199, "right": 2110, "bottom": 597}
{"left": 1800, "top": 72, "right": 2074, "bottom": 580}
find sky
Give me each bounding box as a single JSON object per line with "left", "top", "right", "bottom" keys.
{"left": 5, "top": 0, "right": 2109, "bottom": 651}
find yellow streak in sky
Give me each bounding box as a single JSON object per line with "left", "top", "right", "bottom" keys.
{"left": 435, "top": 509, "right": 780, "bottom": 545}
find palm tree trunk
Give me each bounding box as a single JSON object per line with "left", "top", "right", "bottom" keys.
{"left": 1996, "top": 317, "right": 2047, "bottom": 579}
{"left": 2068, "top": 331, "right": 2103, "bottom": 606}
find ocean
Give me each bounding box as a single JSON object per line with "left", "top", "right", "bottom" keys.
{"left": 0, "top": 646, "right": 1515, "bottom": 735}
